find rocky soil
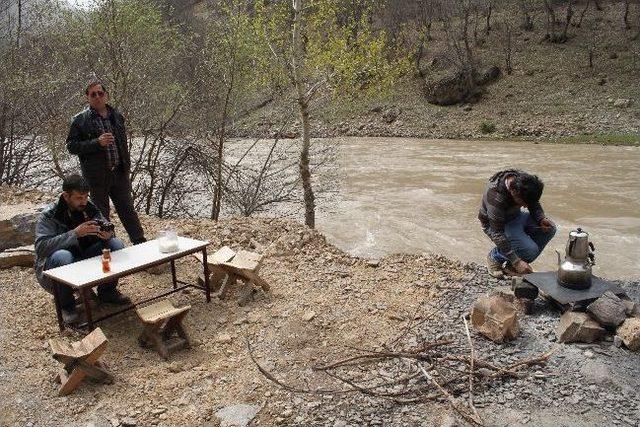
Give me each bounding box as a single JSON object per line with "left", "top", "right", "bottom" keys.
{"left": 1, "top": 187, "right": 639, "bottom": 427}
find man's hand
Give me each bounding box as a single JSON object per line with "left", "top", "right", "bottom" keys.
{"left": 97, "top": 230, "right": 114, "bottom": 240}
{"left": 514, "top": 259, "right": 533, "bottom": 274}
{"left": 75, "top": 220, "right": 99, "bottom": 238}
{"left": 540, "top": 217, "right": 555, "bottom": 233}
{"left": 98, "top": 132, "right": 115, "bottom": 147}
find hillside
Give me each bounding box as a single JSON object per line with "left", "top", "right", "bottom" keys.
{"left": 235, "top": 2, "right": 640, "bottom": 145}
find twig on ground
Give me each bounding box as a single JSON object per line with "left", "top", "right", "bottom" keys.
{"left": 313, "top": 340, "right": 454, "bottom": 371}
{"left": 246, "top": 339, "right": 344, "bottom": 395}
{"left": 418, "top": 363, "right": 484, "bottom": 426}
{"left": 463, "top": 316, "right": 481, "bottom": 422}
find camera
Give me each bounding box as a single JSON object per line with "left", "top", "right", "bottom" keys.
{"left": 95, "top": 219, "right": 115, "bottom": 233}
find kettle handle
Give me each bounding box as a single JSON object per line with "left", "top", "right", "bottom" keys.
{"left": 588, "top": 242, "right": 596, "bottom": 265}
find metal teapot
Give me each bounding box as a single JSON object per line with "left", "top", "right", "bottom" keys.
{"left": 556, "top": 228, "right": 596, "bottom": 290}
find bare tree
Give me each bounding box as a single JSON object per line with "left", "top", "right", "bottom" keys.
{"left": 623, "top": 0, "right": 631, "bottom": 29}
{"left": 501, "top": 20, "right": 513, "bottom": 75}
{"left": 520, "top": 0, "right": 534, "bottom": 30}
{"left": 484, "top": 0, "right": 493, "bottom": 34}
{"left": 542, "top": 0, "right": 573, "bottom": 43}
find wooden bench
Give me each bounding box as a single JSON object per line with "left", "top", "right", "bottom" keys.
{"left": 49, "top": 327, "right": 113, "bottom": 396}
{"left": 194, "top": 246, "right": 270, "bottom": 304}
{"left": 136, "top": 300, "right": 191, "bottom": 360}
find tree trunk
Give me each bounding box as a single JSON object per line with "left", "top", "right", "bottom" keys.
{"left": 520, "top": 0, "right": 534, "bottom": 30}
{"left": 503, "top": 21, "right": 513, "bottom": 75}
{"left": 542, "top": 0, "right": 556, "bottom": 39}
{"left": 577, "top": 0, "right": 590, "bottom": 27}
{"left": 485, "top": 1, "right": 493, "bottom": 35}
{"left": 623, "top": 0, "right": 631, "bottom": 29}
{"left": 561, "top": 0, "right": 574, "bottom": 41}
{"left": 211, "top": 80, "right": 233, "bottom": 221}
{"left": 16, "top": 0, "right": 22, "bottom": 48}
{"left": 292, "top": 0, "right": 316, "bottom": 228}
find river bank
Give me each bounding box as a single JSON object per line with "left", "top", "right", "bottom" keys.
{"left": 231, "top": 91, "right": 640, "bottom": 146}
{"left": 1, "top": 187, "right": 639, "bottom": 426}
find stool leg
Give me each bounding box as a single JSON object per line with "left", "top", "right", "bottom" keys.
{"left": 140, "top": 321, "right": 168, "bottom": 360}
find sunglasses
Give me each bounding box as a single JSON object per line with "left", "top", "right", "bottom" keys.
{"left": 89, "top": 91, "right": 105, "bottom": 98}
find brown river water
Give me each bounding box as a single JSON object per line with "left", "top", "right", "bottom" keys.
{"left": 314, "top": 138, "right": 639, "bottom": 280}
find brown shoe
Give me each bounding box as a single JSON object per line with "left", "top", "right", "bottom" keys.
{"left": 502, "top": 265, "right": 521, "bottom": 277}
{"left": 487, "top": 254, "right": 505, "bottom": 279}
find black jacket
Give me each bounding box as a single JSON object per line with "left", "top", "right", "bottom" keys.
{"left": 478, "top": 169, "right": 546, "bottom": 264}
{"left": 66, "top": 105, "right": 131, "bottom": 186}
{"left": 34, "top": 196, "right": 108, "bottom": 285}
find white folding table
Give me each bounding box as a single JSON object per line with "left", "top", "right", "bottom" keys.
{"left": 43, "top": 236, "right": 211, "bottom": 331}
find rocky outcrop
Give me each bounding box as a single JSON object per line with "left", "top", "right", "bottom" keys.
{"left": 424, "top": 66, "right": 501, "bottom": 106}
{"left": 0, "top": 204, "right": 41, "bottom": 251}
{"left": 613, "top": 98, "right": 632, "bottom": 108}
{"left": 477, "top": 66, "right": 501, "bottom": 85}
{"left": 215, "top": 404, "right": 262, "bottom": 427}
{"left": 587, "top": 291, "right": 627, "bottom": 328}
{"left": 471, "top": 293, "right": 519, "bottom": 343}
{"left": 556, "top": 311, "right": 606, "bottom": 343}
{"left": 616, "top": 318, "right": 640, "bottom": 352}
{"left": 424, "top": 71, "right": 479, "bottom": 106}
{"left": 0, "top": 245, "right": 35, "bottom": 269}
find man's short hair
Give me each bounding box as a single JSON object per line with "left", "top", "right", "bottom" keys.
{"left": 513, "top": 172, "right": 544, "bottom": 206}
{"left": 85, "top": 80, "right": 108, "bottom": 95}
{"left": 62, "top": 174, "right": 91, "bottom": 193}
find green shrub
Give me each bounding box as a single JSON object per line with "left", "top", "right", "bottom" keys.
{"left": 479, "top": 121, "right": 496, "bottom": 134}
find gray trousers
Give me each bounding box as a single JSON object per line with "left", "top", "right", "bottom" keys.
{"left": 89, "top": 168, "right": 146, "bottom": 244}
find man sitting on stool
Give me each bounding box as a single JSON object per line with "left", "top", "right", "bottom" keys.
{"left": 35, "top": 174, "right": 131, "bottom": 323}
{"left": 479, "top": 169, "right": 557, "bottom": 278}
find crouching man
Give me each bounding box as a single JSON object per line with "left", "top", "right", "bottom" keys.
{"left": 479, "top": 169, "right": 557, "bottom": 278}
{"left": 35, "top": 174, "right": 131, "bottom": 323}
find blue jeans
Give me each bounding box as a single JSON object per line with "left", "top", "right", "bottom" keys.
{"left": 43, "top": 238, "right": 125, "bottom": 309}
{"left": 489, "top": 211, "right": 556, "bottom": 264}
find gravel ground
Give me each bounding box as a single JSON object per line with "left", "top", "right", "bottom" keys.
{"left": 1, "top": 193, "right": 639, "bottom": 426}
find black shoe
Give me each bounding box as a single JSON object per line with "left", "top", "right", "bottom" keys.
{"left": 98, "top": 289, "right": 132, "bottom": 306}
{"left": 61, "top": 306, "right": 80, "bottom": 324}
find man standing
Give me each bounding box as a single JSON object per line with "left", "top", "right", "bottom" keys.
{"left": 66, "top": 80, "right": 146, "bottom": 244}
{"left": 35, "top": 174, "right": 131, "bottom": 323}
{"left": 478, "top": 169, "right": 557, "bottom": 278}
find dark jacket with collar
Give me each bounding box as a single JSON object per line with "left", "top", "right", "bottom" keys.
{"left": 478, "top": 169, "right": 546, "bottom": 264}
{"left": 34, "top": 196, "right": 108, "bottom": 286}
{"left": 66, "top": 105, "right": 131, "bottom": 187}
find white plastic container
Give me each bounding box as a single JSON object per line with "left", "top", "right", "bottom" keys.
{"left": 158, "top": 229, "right": 179, "bottom": 253}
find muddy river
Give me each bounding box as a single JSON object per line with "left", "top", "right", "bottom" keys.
{"left": 315, "top": 138, "right": 639, "bottom": 279}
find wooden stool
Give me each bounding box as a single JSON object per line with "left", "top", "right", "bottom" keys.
{"left": 194, "top": 246, "right": 271, "bottom": 303}
{"left": 136, "top": 300, "right": 191, "bottom": 360}
{"left": 49, "top": 327, "right": 113, "bottom": 396}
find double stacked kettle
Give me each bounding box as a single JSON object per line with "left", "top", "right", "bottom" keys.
{"left": 556, "top": 228, "right": 596, "bottom": 289}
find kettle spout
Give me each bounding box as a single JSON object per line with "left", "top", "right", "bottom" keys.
{"left": 555, "top": 249, "right": 562, "bottom": 267}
